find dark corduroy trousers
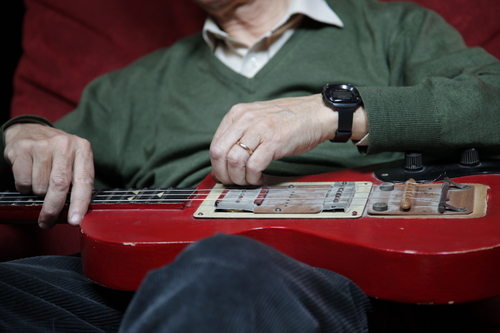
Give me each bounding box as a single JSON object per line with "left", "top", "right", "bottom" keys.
{"left": 0, "top": 234, "right": 370, "bottom": 333}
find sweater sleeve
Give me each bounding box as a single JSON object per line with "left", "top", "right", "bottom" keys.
{"left": 357, "top": 5, "right": 500, "bottom": 156}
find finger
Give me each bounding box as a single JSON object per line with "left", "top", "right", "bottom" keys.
{"left": 31, "top": 147, "right": 52, "bottom": 196}
{"left": 226, "top": 142, "right": 254, "bottom": 185}
{"left": 210, "top": 145, "right": 230, "bottom": 185}
{"left": 210, "top": 130, "right": 246, "bottom": 184}
{"left": 67, "top": 145, "right": 94, "bottom": 226}
{"left": 9, "top": 154, "right": 34, "bottom": 194}
{"left": 210, "top": 105, "right": 255, "bottom": 184}
{"left": 243, "top": 143, "right": 272, "bottom": 185}
{"left": 38, "top": 152, "right": 73, "bottom": 229}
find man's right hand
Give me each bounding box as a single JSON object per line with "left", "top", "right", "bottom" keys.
{"left": 4, "top": 123, "right": 94, "bottom": 229}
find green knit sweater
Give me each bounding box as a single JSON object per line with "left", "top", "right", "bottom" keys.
{"left": 4, "top": 0, "right": 500, "bottom": 189}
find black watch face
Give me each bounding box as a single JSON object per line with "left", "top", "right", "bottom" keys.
{"left": 325, "top": 84, "right": 361, "bottom": 104}
{"left": 329, "top": 90, "right": 355, "bottom": 102}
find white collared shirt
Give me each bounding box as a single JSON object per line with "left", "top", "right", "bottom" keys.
{"left": 202, "top": 0, "right": 343, "bottom": 78}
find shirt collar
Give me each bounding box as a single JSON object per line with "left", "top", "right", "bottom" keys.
{"left": 202, "top": 0, "right": 343, "bottom": 50}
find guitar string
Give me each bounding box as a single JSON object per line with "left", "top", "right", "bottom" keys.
{"left": 0, "top": 196, "right": 442, "bottom": 204}
{"left": 0, "top": 185, "right": 443, "bottom": 199}
{"left": 0, "top": 180, "right": 450, "bottom": 208}
{"left": 0, "top": 188, "right": 441, "bottom": 199}
{"left": 0, "top": 180, "right": 434, "bottom": 198}
{"left": 0, "top": 188, "right": 446, "bottom": 206}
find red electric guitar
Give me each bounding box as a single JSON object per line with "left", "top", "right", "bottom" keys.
{"left": 1, "top": 164, "right": 500, "bottom": 304}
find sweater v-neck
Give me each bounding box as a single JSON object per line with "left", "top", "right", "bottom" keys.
{"left": 198, "top": 25, "right": 311, "bottom": 93}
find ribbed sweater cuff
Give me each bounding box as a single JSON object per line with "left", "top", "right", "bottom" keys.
{"left": 358, "top": 85, "right": 441, "bottom": 154}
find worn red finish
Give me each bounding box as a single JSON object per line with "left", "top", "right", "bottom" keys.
{"left": 78, "top": 169, "right": 500, "bottom": 304}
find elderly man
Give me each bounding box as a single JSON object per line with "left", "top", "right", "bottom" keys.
{"left": 1, "top": 0, "right": 499, "bottom": 331}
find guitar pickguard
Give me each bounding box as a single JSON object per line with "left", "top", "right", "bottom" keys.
{"left": 194, "top": 181, "right": 371, "bottom": 219}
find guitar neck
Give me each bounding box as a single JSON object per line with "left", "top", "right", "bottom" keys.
{"left": 0, "top": 187, "right": 196, "bottom": 224}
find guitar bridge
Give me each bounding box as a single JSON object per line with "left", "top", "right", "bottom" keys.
{"left": 194, "top": 181, "right": 371, "bottom": 219}
{"left": 367, "top": 178, "right": 488, "bottom": 218}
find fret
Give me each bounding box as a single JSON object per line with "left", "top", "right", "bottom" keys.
{"left": 0, "top": 188, "right": 197, "bottom": 207}
{"left": 170, "top": 188, "right": 197, "bottom": 203}
{"left": 90, "top": 188, "right": 196, "bottom": 205}
{"left": 143, "top": 188, "right": 166, "bottom": 204}
{"left": 0, "top": 191, "right": 44, "bottom": 206}
{"left": 93, "top": 189, "right": 131, "bottom": 204}
{"left": 133, "top": 188, "right": 149, "bottom": 203}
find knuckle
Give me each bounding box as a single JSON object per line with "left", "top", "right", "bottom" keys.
{"left": 4, "top": 149, "right": 16, "bottom": 163}
{"left": 229, "top": 103, "right": 247, "bottom": 115}
{"left": 76, "top": 137, "right": 92, "bottom": 152}
{"left": 226, "top": 152, "right": 244, "bottom": 168}
{"left": 8, "top": 138, "right": 34, "bottom": 155}
{"left": 229, "top": 104, "right": 256, "bottom": 122}
{"left": 209, "top": 144, "right": 225, "bottom": 161}
{"left": 3, "top": 147, "right": 18, "bottom": 165}
{"left": 53, "top": 134, "right": 73, "bottom": 150}
{"left": 50, "top": 175, "right": 71, "bottom": 191}
{"left": 24, "top": 138, "right": 52, "bottom": 154}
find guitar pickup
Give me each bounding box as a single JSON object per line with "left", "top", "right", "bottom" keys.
{"left": 196, "top": 182, "right": 371, "bottom": 219}
{"left": 323, "top": 182, "right": 356, "bottom": 212}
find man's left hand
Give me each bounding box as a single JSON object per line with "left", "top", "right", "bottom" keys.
{"left": 210, "top": 94, "right": 337, "bottom": 185}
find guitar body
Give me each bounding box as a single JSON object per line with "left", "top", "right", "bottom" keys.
{"left": 78, "top": 168, "right": 500, "bottom": 304}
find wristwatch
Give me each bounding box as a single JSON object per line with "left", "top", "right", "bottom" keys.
{"left": 322, "top": 84, "right": 363, "bottom": 142}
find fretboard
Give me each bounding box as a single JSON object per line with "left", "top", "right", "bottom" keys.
{"left": 0, "top": 187, "right": 197, "bottom": 224}
{"left": 0, "top": 187, "right": 196, "bottom": 207}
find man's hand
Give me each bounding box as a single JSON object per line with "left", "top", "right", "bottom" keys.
{"left": 210, "top": 94, "right": 340, "bottom": 185}
{"left": 4, "top": 123, "right": 94, "bottom": 229}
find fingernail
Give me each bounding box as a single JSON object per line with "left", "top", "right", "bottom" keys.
{"left": 38, "top": 221, "right": 50, "bottom": 230}
{"left": 68, "top": 214, "right": 82, "bottom": 226}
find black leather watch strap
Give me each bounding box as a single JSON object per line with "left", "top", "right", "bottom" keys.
{"left": 334, "top": 109, "right": 354, "bottom": 142}
{"left": 322, "top": 83, "right": 363, "bottom": 143}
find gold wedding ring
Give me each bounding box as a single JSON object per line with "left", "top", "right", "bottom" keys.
{"left": 236, "top": 141, "right": 254, "bottom": 155}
